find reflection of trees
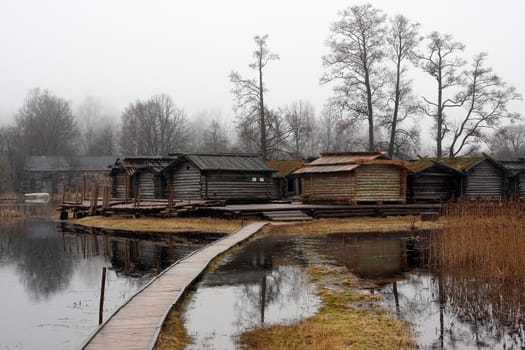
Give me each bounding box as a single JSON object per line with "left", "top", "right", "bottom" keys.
{"left": 0, "top": 221, "right": 76, "bottom": 301}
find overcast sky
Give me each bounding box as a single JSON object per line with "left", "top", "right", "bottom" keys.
{"left": 1, "top": 0, "right": 524, "bottom": 130}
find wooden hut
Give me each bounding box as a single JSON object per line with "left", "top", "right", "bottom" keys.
{"left": 293, "top": 152, "right": 407, "bottom": 204}
{"left": 266, "top": 159, "right": 305, "bottom": 199}
{"left": 406, "top": 159, "right": 462, "bottom": 203}
{"left": 110, "top": 157, "right": 174, "bottom": 200}
{"left": 441, "top": 156, "right": 508, "bottom": 199}
{"left": 20, "top": 156, "right": 115, "bottom": 194}
{"left": 164, "top": 153, "right": 276, "bottom": 203}
{"left": 499, "top": 159, "right": 525, "bottom": 199}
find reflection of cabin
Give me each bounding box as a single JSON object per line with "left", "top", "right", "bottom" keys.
{"left": 293, "top": 152, "right": 407, "bottom": 204}
{"left": 110, "top": 157, "right": 175, "bottom": 200}
{"left": 406, "top": 159, "right": 461, "bottom": 203}
{"left": 20, "top": 156, "right": 115, "bottom": 194}
{"left": 267, "top": 159, "right": 304, "bottom": 199}
{"left": 441, "top": 156, "right": 507, "bottom": 199}
{"left": 499, "top": 160, "right": 525, "bottom": 199}
{"left": 163, "top": 154, "right": 276, "bottom": 203}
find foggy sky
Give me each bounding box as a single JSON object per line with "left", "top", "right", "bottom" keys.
{"left": 1, "top": 0, "right": 524, "bottom": 129}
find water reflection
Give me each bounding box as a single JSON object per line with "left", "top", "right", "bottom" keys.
{"left": 184, "top": 234, "right": 320, "bottom": 350}
{"left": 0, "top": 220, "right": 221, "bottom": 350}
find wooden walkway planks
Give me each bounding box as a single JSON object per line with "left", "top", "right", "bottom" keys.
{"left": 81, "top": 221, "right": 268, "bottom": 350}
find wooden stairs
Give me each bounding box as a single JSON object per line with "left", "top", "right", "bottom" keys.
{"left": 262, "top": 210, "right": 313, "bottom": 221}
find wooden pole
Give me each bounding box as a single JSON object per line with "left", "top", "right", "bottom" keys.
{"left": 99, "top": 266, "right": 107, "bottom": 325}
{"left": 82, "top": 176, "right": 87, "bottom": 202}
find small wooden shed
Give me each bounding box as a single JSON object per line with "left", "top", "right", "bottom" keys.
{"left": 441, "top": 156, "right": 508, "bottom": 199}
{"left": 406, "top": 159, "right": 462, "bottom": 203}
{"left": 293, "top": 152, "right": 407, "bottom": 204}
{"left": 266, "top": 159, "right": 305, "bottom": 199}
{"left": 164, "top": 153, "right": 276, "bottom": 203}
{"left": 498, "top": 159, "right": 525, "bottom": 199}
{"left": 110, "top": 157, "right": 174, "bottom": 200}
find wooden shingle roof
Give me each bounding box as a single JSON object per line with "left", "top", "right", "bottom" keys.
{"left": 266, "top": 159, "right": 304, "bottom": 176}
{"left": 184, "top": 153, "right": 275, "bottom": 172}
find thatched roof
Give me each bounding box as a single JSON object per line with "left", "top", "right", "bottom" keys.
{"left": 267, "top": 159, "right": 304, "bottom": 176}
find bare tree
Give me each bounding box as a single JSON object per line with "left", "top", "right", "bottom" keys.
{"left": 15, "top": 88, "right": 79, "bottom": 156}
{"left": 76, "top": 96, "right": 117, "bottom": 156}
{"left": 230, "top": 34, "right": 279, "bottom": 159}
{"left": 488, "top": 123, "right": 525, "bottom": 160}
{"left": 447, "top": 53, "right": 522, "bottom": 157}
{"left": 200, "top": 119, "right": 231, "bottom": 153}
{"left": 235, "top": 107, "right": 289, "bottom": 158}
{"left": 384, "top": 14, "right": 421, "bottom": 158}
{"left": 322, "top": 4, "right": 387, "bottom": 151}
{"left": 119, "top": 94, "right": 190, "bottom": 155}
{"left": 317, "top": 101, "right": 365, "bottom": 153}
{"left": 0, "top": 125, "right": 21, "bottom": 190}
{"left": 417, "top": 32, "right": 465, "bottom": 157}
{"left": 283, "top": 100, "right": 315, "bottom": 158}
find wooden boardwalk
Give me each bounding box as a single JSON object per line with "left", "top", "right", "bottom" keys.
{"left": 80, "top": 221, "right": 268, "bottom": 350}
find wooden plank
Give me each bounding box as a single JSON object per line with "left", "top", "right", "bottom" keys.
{"left": 81, "top": 221, "right": 267, "bottom": 350}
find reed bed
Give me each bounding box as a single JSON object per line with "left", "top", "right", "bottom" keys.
{"left": 432, "top": 199, "right": 525, "bottom": 344}
{"left": 0, "top": 203, "right": 57, "bottom": 219}
{"left": 433, "top": 198, "right": 525, "bottom": 277}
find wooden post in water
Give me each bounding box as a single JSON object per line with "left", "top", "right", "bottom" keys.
{"left": 82, "top": 176, "right": 87, "bottom": 202}
{"left": 168, "top": 184, "right": 174, "bottom": 215}
{"left": 99, "top": 267, "right": 107, "bottom": 325}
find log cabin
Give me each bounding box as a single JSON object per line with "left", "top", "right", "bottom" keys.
{"left": 110, "top": 157, "right": 175, "bottom": 200}
{"left": 266, "top": 159, "right": 305, "bottom": 199}
{"left": 293, "top": 152, "right": 407, "bottom": 204}
{"left": 20, "top": 156, "right": 115, "bottom": 194}
{"left": 498, "top": 159, "right": 525, "bottom": 199}
{"left": 406, "top": 159, "right": 462, "bottom": 203}
{"left": 441, "top": 156, "right": 508, "bottom": 200}
{"left": 163, "top": 153, "right": 276, "bottom": 203}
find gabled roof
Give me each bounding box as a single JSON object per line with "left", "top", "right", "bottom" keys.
{"left": 406, "top": 158, "right": 462, "bottom": 174}
{"left": 499, "top": 159, "right": 525, "bottom": 176}
{"left": 25, "top": 156, "right": 116, "bottom": 172}
{"left": 111, "top": 156, "right": 176, "bottom": 176}
{"left": 182, "top": 153, "right": 275, "bottom": 172}
{"left": 407, "top": 155, "right": 507, "bottom": 175}
{"left": 267, "top": 159, "right": 304, "bottom": 176}
{"left": 293, "top": 152, "right": 405, "bottom": 175}
{"left": 307, "top": 152, "right": 388, "bottom": 166}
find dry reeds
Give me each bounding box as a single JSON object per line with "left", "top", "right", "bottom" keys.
{"left": 433, "top": 198, "right": 525, "bottom": 277}
{"left": 431, "top": 198, "right": 525, "bottom": 343}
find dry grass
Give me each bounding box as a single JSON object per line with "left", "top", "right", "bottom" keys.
{"left": 74, "top": 216, "right": 243, "bottom": 234}
{"left": 433, "top": 199, "right": 525, "bottom": 276}
{"left": 240, "top": 264, "right": 416, "bottom": 350}
{"left": 271, "top": 216, "right": 440, "bottom": 235}
{"left": 154, "top": 291, "right": 194, "bottom": 350}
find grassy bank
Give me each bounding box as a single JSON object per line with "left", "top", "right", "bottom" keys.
{"left": 74, "top": 215, "right": 440, "bottom": 235}
{"left": 240, "top": 264, "right": 415, "bottom": 350}
{"left": 74, "top": 216, "right": 244, "bottom": 234}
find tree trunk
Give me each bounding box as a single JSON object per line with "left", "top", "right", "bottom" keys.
{"left": 258, "top": 56, "right": 267, "bottom": 160}
{"left": 436, "top": 71, "right": 443, "bottom": 158}
{"left": 365, "top": 71, "right": 375, "bottom": 152}
{"left": 388, "top": 58, "right": 402, "bottom": 158}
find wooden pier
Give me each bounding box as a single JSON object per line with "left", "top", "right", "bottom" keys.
{"left": 80, "top": 221, "right": 267, "bottom": 350}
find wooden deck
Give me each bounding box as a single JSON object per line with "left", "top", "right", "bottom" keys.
{"left": 80, "top": 221, "right": 268, "bottom": 350}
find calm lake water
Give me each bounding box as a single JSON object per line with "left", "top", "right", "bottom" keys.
{"left": 0, "top": 219, "right": 221, "bottom": 350}
{"left": 183, "top": 231, "right": 525, "bottom": 349}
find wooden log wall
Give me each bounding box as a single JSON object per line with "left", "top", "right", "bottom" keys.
{"left": 302, "top": 174, "right": 352, "bottom": 203}
{"left": 203, "top": 172, "right": 272, "bottom": 200}
{"left": 464, "top": 161, "right": 504, "bottom": 199}
{"left": 518, "top": 173, "right": 525, "bottom": 199}
{"left": 355, "top": 164, "right": 405, "bottom": 203}
{"left": 170, "top": 161, "right": 202, "bottom": 200}
{"left": 408, "top": 169, "right": 459, "bottom": 203}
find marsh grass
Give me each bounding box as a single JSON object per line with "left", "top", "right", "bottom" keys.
{"left": 75, "top": 216, "right": 243, "bottom": 234}
{"left": 0, "top": 203, "right": 56, "bottom": 218}
{"left": 431, "top": 199, "right": 525, "bottom": 342}
{"left": 433, "top": 198, "right": 525, "bottom": 277}
{"left": 271, "top": 216, "right": 440, "bottom": 235}
{"left": 240, "top": 264, "right": 416, "bottom": 350}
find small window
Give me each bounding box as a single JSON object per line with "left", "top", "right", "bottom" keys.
{"left": 259, "top": 177, "right": 265, "bottom": 182}
{"left": 186, "top": 166, "right": 190, "bottom": 170}
{"left": 251, "top": 177, "right": 257, "bottom": 182}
